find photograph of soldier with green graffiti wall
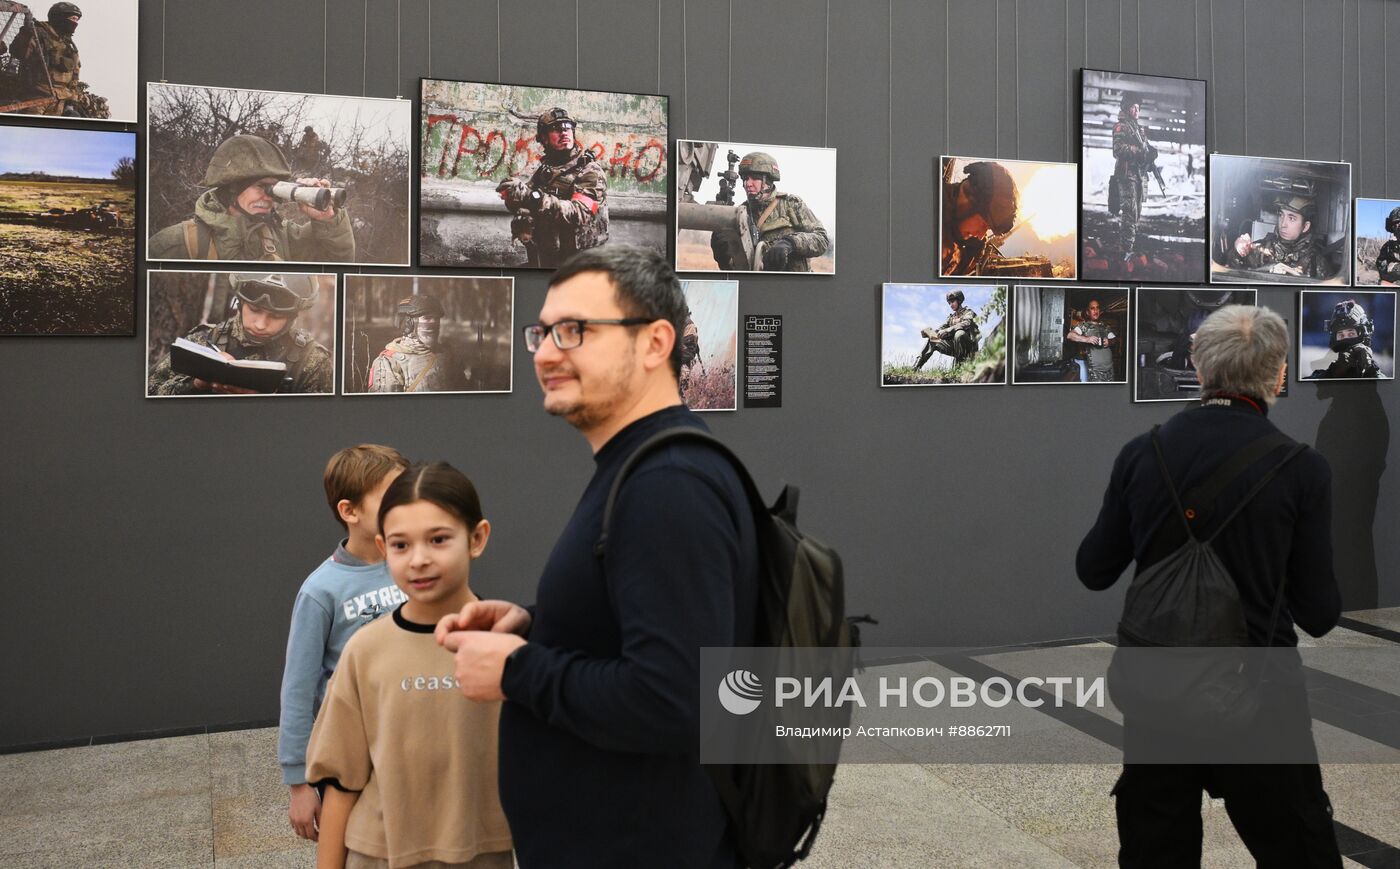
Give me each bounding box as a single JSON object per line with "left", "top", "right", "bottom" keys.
{"left": 419, "top": 78, "right": 667, "bottom": 269}
{"left": 1081, "top": 69, "right": 1206, "bottom": 283}
{"left": 146, "top": 270, "right": 337, "bottom": 398}
{"left": 1133, "top": 287, "right": 1257, "bottom": 402}
{"left": 939, "top": 156, "right": 1077, "bottom": 280}
{"left": 881, "top": 283, "right": 1008, "bottom": 386}
{"left": 341, "top": 274, "right": 514, "bottom": 395}
{"left": 0, "top": 0, "right": 137, "bottom": 121}
{"left": 1298, "top": 290, "right": 1395, "bottom": 380}
{"left": 146, "top": 83, "right": 412, "bottom": 266}
{"left": 1012, "top": 286, "right": 1128, "bottom": 385}
{"left": 0, "top": 125, "right": 135, "bottom": 336}
{"left": 1209, "top": 154, "right": 1351, "bottom": 286}
{"left": 675, "top": 141, "right": 835, "bottom": 274}
{"left": 678, "top": 279, "right": 738, "bottom": 411}
{"left": 1353, "top": 198, "right": 1400, "bottom": 286}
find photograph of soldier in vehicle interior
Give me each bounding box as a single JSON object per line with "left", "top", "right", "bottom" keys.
{"left": 0, "top": 0, "right": 137, "bottom": 121}
{"left": 1298, "top": 290, "right": 1395, "bottom": 381}
{"left": 1012, "top": 286, "right": 1129, "bottom": 385}
{"left": 881, "top": 283, "right": 1007, "bottom": 386}
{"left": 1209, "top": 154, "right": 1351, "bottom": 285}
{"left": 1133, "top": 287, "right": 1258, "bottom": 402}
{"left": 674, "top": 141, "right": 835, "bottom": 274}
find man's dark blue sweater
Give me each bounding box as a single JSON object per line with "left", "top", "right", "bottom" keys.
{"left": 499, "top": 405, "right": 760, "bottom": 868}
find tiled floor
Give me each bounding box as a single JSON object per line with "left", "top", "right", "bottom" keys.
{"left": 3, "top": 609, "right": 1397, "bottom": 868}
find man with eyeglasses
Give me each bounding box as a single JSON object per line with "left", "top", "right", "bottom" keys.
{"left": 148, "top": 272, "right": 333, "bottom": 395}
{"left": 436, "top": 246, "right": 760, "bottom": 867}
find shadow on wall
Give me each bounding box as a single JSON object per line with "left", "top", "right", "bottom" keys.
{"left": 1313, "top": 382, "right": 1389, "bottom": 610}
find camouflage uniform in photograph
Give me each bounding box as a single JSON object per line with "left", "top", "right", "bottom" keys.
{"left": 8, "top": 2, "right": 97, "bottom": 117}
{"left": 916, "top": 290, "right": 980, "bottom": 368}
{"left": 711, "top": 151, "right": 829, "bottom": 272}
{"left": 367, "top": 296, "right": 469, "bottom": 393}
{"left": 1111, "top": 92, "right": 1153, "bottom": 257}
{"left": 1070, "top": 318, "right": 1116, "bottom": 381}
{"left": 1226, "top": 196, "right": 1336, "bottom": 280}
{"left": 1319, "top": 299, "right": 1380, "bottom": 378}
{"left": 1373, "top": 207, "right": 1400, "bottom": 285}
{"left": 148, "top": 135, "right": 355, "bottom": 263}
{"left": 497, "top": 107, "right": 608, "bottom": 268}
{"left": 148, "top": 274, "right": 333, "bottom": 395}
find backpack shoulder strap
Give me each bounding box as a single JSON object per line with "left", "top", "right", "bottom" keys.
{"left": 182, "top": 219, "right": 217, "bottom": 260}
{"left": 1202, "top": 443, "right": 1308, "bottom": 544}
{"left": 1149, "top": 426, "right": 1197, "bottom": 542}
{"left": 1181, "top": 431, "right": 1294, "bottom": 519}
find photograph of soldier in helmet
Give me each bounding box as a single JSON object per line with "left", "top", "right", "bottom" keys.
{"left": 146, "top": 82, "right": 413, "bottom": 266}
{"left": 1080, "top": 70, "right": 1207, "bottom": 282}
{"left": 1012, "top": 286, "right": 1129, "bottom": 385}
{"left": 1209, "top": 154, "right": 1351, "bottom": 285}
{"left": 146, "top": 271, "right": 337, "bottom": 397}
{"left": 0, "top": 0, "right": 137, "bottom": 121}
{"left": 881, "top": 283, "right": 1008, "bottom": 386}
{"left": 1352, "top": 197, "right": 1400, "bottom": 286}
{"left": 674, "top": 140, "right": 835, "bottom": 274}
{"left": 419, "top": 78, "right": 668, "bottom": 269}
{"left": 341, "top": 274, "right": 514, "bottom": 395}
{"left": 939, "top": 156, "right": 1077, "bottom": 280}
{"left": 1298, "top": 290, "right": 1395, "bottom": 380}
{"left": 677, "top": 279, "right": 738, "bottom": 411}
{"left": 1132, "top": 287, "right": 1259, "bottom": 402}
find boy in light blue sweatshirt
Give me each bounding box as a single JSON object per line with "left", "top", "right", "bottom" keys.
{"left": 279, "top": 444, "right": 409, "bottom": 841}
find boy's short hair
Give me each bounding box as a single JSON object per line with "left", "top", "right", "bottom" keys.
{"left": 323, "top": 444, "right": 410, "bottom": 530}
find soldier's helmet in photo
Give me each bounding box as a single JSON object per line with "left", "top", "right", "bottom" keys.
{"left": 48, "top": 2, "right": 81, "bottom": 30}
{"left": 201, "top": 135, "right": 293, "bottom": 192}
{"left": 946, "top": 289, "right": 965, "bottom": 304}
{"left": 1275, "top": 195, "right": 1316, "bottom": 225}
{"left": 1325, "top": 299, "right": 1374, "bottom": 351}
{"left": 962, "top": 161, "right": 1018, "bottom": 235}
{"left": 1385, "top": 206, "right": 1400, "bottom": 235}
{"left": 396, "top": 294, "right": 445, "bottom": 334}
{"left": 1185, "top": 289, "right": 1236, "bottom": 310}
{"left": 738, "top": 151, "right": 781, "bottom": 182}
{"left": 230, "top": 272, "right": 319, "bottom": 315}
{"left": 535, "top": 107, "right": 576, "bottom": 145}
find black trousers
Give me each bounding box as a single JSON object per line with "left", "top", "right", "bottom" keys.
{"left": 1112, "top": 763, "right": 1342, "bottom": 868}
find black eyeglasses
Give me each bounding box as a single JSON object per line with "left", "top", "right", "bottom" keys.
{"left": 522, "top": 318, "right": 653, "bottom": 353}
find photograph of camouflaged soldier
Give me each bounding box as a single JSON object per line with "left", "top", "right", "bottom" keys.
{"left": 939, "top": 156, "right": 1077, "bottom": 279}
{"left": 0, "top": 0, "right": 136, "bottom": 120}
{"left": 1298, "top": 290, "right": 1396, "bottom": 380}
{"left": 146, "top": 271, "right": 337, "bottom": 398}
{"left": 1352, "top": 197, "right": 1400, "bottom": 286}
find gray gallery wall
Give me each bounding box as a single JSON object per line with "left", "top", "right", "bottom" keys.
{"left": 3, "top": 0, "right": 1397, "bottom": 748}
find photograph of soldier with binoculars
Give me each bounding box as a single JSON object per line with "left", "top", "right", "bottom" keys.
{"left": 145, "top": 82, "right": 412, "bottom": 266}
{"left": 0, "top": 0, "right": 136, "bottom": 121}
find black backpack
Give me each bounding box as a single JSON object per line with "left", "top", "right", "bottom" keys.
{"left": 598, "top": 426, "right": 852, "bottom": 869}
{"left": 1107, "top": 426, "right": 1305, "bottom": 734}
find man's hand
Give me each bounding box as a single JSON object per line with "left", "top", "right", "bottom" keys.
{"left": 435, "top": 599, "right": 531, "bottom": 640}
{"left": 289, "top": 783, "right": 320, "bottom": 841}
{"left": 1234, "top": 234, "right": 1255, "bottom": 258}
{"left": 440, "top": 631, "right": 526, "bottom": 702}
{"left": 193, "top": 350, "right": 259, "bottom": 394}
{"left": 762, "top": 237, "right": 795, "bottom": 270}
{"left": 296, "top": 177, "right": 337, "bottom": 221}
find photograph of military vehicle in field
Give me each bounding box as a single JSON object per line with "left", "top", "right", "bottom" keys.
{"left": 1012, "top": 286, "right": 1128, "bottom": 385}
{"left": 1133, "top": 287, "right": 1257, "bottom": 402}
{"left": 674, "top": 141, "right": 835, "bottom": 274}
{"left": 0, "top": 125, "right": 134, "bottom": 336}
{"left": 1353, "top": 198, "right": 1400, "bottom": 286}
{"left": 419, "top": 78, "right": 668, "bottom": 269}
{"left": 678, "top": 280, "right": 738, "bottom": 411}
{"left": 1209, "top": 155, "right": 1351, "bottom": 286}
{"left": 939, "top": 156, "right": 1077, "bottom": 280}
{"left": 0, "top": 0, "right": 137, "bottom": 121}
{"left": 146, "top": 82, "right": 412, "bottom": 266}
{"left": 342, "top": 275, "right": 513, "bottom": 396}
{"left": 881, "top": 283, "right": 1007, "bottom": 386}
{"left": 1081, "top": 70, "right": 1206, "bottom": 283}
{"left": 1298, "top": 290, "right": 1395, "bottom": 381}
{"left": 146, "top": 271, "right": 337, "bottom": 398}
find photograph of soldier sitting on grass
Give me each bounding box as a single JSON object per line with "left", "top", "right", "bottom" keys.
{"left": 419, "top": 78, "right": 668, "bottom": 269}
{"left": 0, "top": 125, "right": 135, "bottom": 336}
{"left": 0, "top": 0, "right": 137, "bottom": 121}
{"left": 1353, "top": 198, "right": 1400, "bottom": 287}
{"left": 1012, "top": 286, "right": 1129, "bottom": 385}
{"left": 881, "top": 283, "right": 1007, "bottom": 386}
{"left": 674, "top": 141, "right": 835, "bottom": 274}
{"left": 939, "top": 156, "right": 1077, "bottom": 280}
{"left": 146, "top": 82, "right": 412, "bottom": 266}
{"left": 341, "top": 274, "right": 514, "bottom": 396}
{"left": 678, "top": 279, "right": 738, "bottom": 411}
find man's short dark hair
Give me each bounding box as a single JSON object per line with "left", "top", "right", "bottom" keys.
{"left": 962, "top": 161, "right": 1018, "bottom": 235}
{"left": 549, "top": 245, "right": 687, "bottom": 378}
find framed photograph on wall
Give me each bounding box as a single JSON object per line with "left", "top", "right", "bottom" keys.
{"left": 881, "top": 283, "right": 1007, "bottom": 386}
{"left": 1012, "top": 286, "right": 1129, "bottom": 385}
{"left": 1133, "top": 287, "right": 1258, "bottom": 402}
{"left": 1353, "top": 197, "right": 1400, "bottom": 286}
{"left": 342, "top": 274, "right": 514, "bottom": 395}
{"left": 1297, "top": 290, "right": 1395, "bottom": 381}
{"left": 1208, "top": 154, "right": 1351, "bottom": 286}
{"left": 674, "top": 142, "right": 835, "bottom": 274}
{"left": 0, "top": 125, "right": 136, "bottom": 336}
{"left": 678, "top": 279, "right": 738, "bottom": 411}
{"left": 0, "top": 0, "right": 139, "bottom": 122}
{"left": 419, "top": 78, "right": 668, "bottom": 269}
{"left": 146, "top": 82, "right": 413, "bottom": 267}
{"left": 939, "top": 156, "right": 1077, "bottom": 280}
{"left": 145, "top": 270, "right": 337, "bottom": 398}
{"left": 1080, "top": 69, "right": 1206, "bottom": 283}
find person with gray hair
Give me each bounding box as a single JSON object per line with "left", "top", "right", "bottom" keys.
{"left": 1076, "top": 303, "right": 1343, "bottom": 866}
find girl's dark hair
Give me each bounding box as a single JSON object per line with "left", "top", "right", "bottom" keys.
{"left": 377, "top": 462, "right": 483, "bottom": 534}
